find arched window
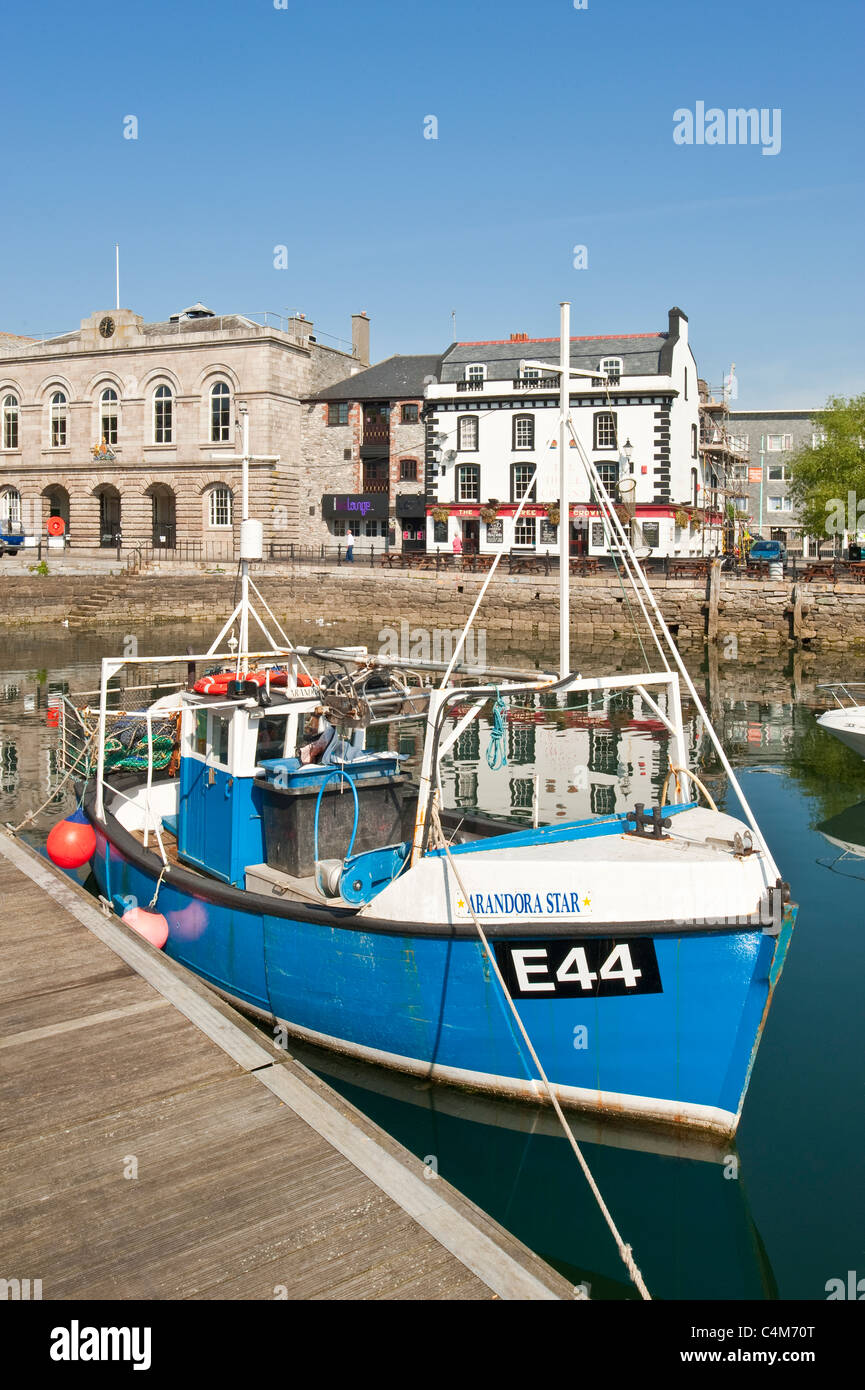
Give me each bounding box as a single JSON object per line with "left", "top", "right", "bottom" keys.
{"left": 457, "top": 415, "right": 478, "bottom": 451}
{"left": 50, "top": 391, "right": 67, "bottom": 448}
{"left": 0, "top": 487, "right": 21, "bottom": 527}
{"left": 100, "top": 388, "right": 118, "bottom": 445}
{"left": 691, "top": 423, "right": 698, "bottom": 459}
{"left": 513, "top": 414, "right": 534, "bottom": 450}
{"left": 1, "top": 394, "right": 19, "bottom": 450}
{"left": 208, "top": 485, "right": 233, "bottom": 528}
{"left": 691, "top": 468, "right": 699, "bottom": 506}
{"left": 154, "top": 385, "right": 173, "bottom": 444}
{"left": 210, "top": 382, "right": 231, "bottom": 442}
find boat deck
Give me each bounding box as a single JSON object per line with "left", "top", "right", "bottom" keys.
{"left": 0, "top": 831, "right": 571, "bottom": 1301}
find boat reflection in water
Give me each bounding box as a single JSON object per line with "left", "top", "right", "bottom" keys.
{"left": 288, "top": 1035, "right": 777, "bottom": 1302}
{"left": 817, "top": 799, "right": 865, "bottom": 870}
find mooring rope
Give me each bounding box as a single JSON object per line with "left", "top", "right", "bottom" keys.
{"left": 429, "top": 800, "right": 652, "bottom": 1301}
{"left": 10, "top": 731, "right": 98, "bottom": 832}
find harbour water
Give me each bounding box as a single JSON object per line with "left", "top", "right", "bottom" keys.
{"left": 5, "top": 620, "right": 864, "bottom": 1301}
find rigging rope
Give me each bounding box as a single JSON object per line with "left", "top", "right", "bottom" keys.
{"left": 429, "top": 800, "right": 651, "bottom": 1301}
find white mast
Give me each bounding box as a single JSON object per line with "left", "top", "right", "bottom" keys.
{"left": 115, "top": 244, "right": 120, "bottom": 310}
{"left": 208, "top": 405, "right": 281, "bottom": 669}
{"left": 559, "top": 301, "right": 570, "bottom": 677}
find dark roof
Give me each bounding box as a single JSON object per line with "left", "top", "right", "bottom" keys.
{"left": 439, "top": 334, "right": 668, "bottom": 383}
{"left": 313, "top": 354, "right": 446, "bottom": 402}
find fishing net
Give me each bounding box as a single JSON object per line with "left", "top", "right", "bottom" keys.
{"left": 103, "top": 714, "right": 179, "bottom": 772}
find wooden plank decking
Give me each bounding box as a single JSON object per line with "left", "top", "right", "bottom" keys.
{"left": 0, "top": 832, "right": 572, "bottom": 1301}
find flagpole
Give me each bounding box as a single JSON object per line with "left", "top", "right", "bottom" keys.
{"left": 115, "top": 245, "right": 120, "bottom": 310}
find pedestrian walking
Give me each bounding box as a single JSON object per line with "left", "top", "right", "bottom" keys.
{"left": 345, "top": 528, "right": 354, "bottom": 563}
{"left": 452, "top": 532, "right": 462, "bottom": 567}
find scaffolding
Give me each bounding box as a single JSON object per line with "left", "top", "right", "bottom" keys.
{"left": 698, "top": 378, "right": 750, "bottom": 555}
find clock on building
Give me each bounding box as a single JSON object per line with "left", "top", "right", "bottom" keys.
{"left": 99, "top": 316, "right": 116, "bottom": 339}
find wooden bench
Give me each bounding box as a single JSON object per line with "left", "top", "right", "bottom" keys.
{"left": 801, "top": 562, "right": 836, "bottom": 582}
{"left": 569, "top": 557, "right": 601, "bottom": 577}
{"left": 668, "top": 560, "right": 709, "bottom": 580}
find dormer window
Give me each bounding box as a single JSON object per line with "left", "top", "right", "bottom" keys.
{"left": 465, "top": 364, "right": 486, "bottom": 384}
{"left": 521, "top": 364, "right": 540, "bottom": 381}
{"left": 600, "top": 357, "right": 622, "bottom": 382}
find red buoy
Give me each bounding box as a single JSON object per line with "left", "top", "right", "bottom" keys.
{"left": 121, "top": 907, "right": 169, "bottom": 949}
{"left": 46, "top": 809, "right": 97, "bottom": 869}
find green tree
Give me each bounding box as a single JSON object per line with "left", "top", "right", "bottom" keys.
{"left": 788, "top": 393, "right": 865, "bottom": 541}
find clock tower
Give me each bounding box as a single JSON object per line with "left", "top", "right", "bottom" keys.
{"left": 79, "top": 307, "right": 144, "bottom": 348}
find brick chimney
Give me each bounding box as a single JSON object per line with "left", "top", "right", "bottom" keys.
{"left": 352, "top": 312, "right": 370, "bottom": 364}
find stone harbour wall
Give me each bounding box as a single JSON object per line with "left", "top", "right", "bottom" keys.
{"left": 1, "top": 564, "right": 865, "bottom": 650}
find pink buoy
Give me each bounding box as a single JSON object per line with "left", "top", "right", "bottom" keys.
{"left": 46, "top": 809, "right": 97, "bottom": 869}
{"left": 121, "top": 906, "right": 169, "bottom": 949}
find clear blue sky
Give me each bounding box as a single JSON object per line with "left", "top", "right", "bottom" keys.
{"left": 1, "top": 0, "right": 862, "bottom": 408}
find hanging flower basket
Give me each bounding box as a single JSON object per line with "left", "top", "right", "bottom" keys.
{"left": 480, "top": 506, "right": 498, "bottom": 525}
{"left": 674, "top": 508, "right": 690, "bottom": 529}
{"left": 431, "top": 507, "right": 450, "bottom": 524}
{"left": 614, "top": 503, "right": 631, "bottom": 526}
{"left": 545, "top": 503, "right": 560, "bottom": 527}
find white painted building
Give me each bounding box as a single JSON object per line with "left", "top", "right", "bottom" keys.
{"left": 424, "top": 307, "right": 708, "bottom": 559}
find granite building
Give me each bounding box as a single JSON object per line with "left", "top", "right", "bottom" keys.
{"left": 0, "top": 304, "right": 369, "bottom": 556}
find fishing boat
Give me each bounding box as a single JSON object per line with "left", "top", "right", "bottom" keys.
{"left": 57, "top": 305, "right": 796, "bottom": 1139}
{"left": 816, "top": 683, "right": 865, "bottom": 759}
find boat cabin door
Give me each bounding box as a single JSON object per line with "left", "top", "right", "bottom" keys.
{"left": 178, "top": 706, "right": 237, "bottom": 882}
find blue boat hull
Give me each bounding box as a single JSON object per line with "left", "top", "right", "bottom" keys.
{"left": 89, "top": 813, "right": 794, "bottom": 1137}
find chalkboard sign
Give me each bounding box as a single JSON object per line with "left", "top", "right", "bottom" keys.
{"left": 641, "top": 521, "right": 659, "bottom": 549}
{"left": 486, "top": 519, "right": 503, "bottom": 544}
{"left": 539, "top": 520, "right": 558, "bottom": 545}
{"left": 591, "top": 522, "right": 605, "bottom": 550}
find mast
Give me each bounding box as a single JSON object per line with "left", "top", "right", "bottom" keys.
{"left": 239, "top": 407, "right": 250, "bottom": 672}
{"left": 559, "top": 301, "right": 570, "bottom": 677}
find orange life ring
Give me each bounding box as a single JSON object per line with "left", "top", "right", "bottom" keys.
{"left": 192, "top": 668, "right": 313, "bottom": 696}
{"left": 47, "top": 516, "right": 65, "bottom": 536}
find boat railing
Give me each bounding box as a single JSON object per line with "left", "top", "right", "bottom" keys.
{"left": 816, "top": 682, "right": 865, "bottom": 709}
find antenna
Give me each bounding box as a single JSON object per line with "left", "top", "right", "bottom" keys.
{"left": 115, "top": 244, "right": 120, "bottom": 310}
{"left": 451, "top": 309, "right": 456, "bottom": 340}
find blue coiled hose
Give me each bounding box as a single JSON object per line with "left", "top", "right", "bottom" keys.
{"left": 313, "top": 768, "right": 359, "bottom": 895}
{"left": 486, "top": 688, "right": 508, "bottom": 771}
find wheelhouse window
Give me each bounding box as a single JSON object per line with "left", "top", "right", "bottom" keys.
{"left": 210, "top": 382, "right": 231, "bottom": 442}
{"left": 327, "top": 402, "right": 349, "bottom": 426}
{"left": 593, "top": 411, "right": 617, "bottom": 450}
{"left": 600, "top": 357, "right": 622, "bottom": 382}
{"left": 511, "top": 462, "right": 537, "bottom": 501}
{"left": 458, "top": 415, "right": 479, "bottom": 451}
{"left": 513, "top": 516, "right": 536, "bottom": 547}
{"left": 50, "top": 392, "right": 68, "bottom": 447}
{"left": 100, "top": 388, "right": 118, "bottom": 445}
{"left": 154, "top": 385, "right": 173, "bottom": 444}
{"left": 1, "top": 395, "right": 18, "bottom": 450}
{"left": 208, "top": 485, "right": 233, "bottom": 528}
{"left": 456, "top": 465, "right": 480, "bottom": 502}
{"left": 513, "top": 415, "right": 534, "bottom": 450}
{"left": 399, "top": 458, "right": 417, "bottom": 481}
{"left": 401, "top": 403, "right": 419, "bottom": 424}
